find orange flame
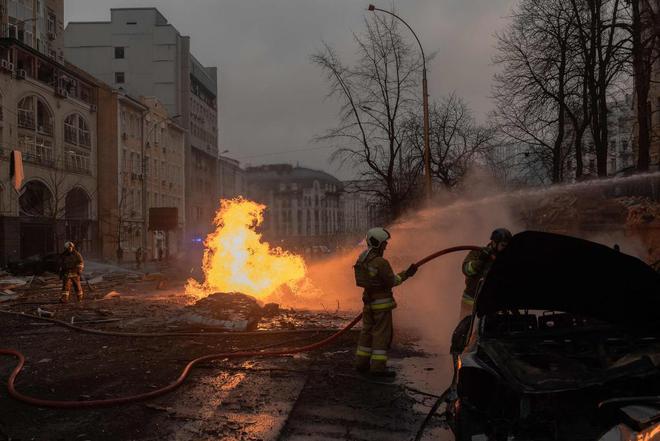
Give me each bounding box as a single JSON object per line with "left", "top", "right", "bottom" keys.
{"left": 186, "top": 197, "right": 307, "bottom": 299}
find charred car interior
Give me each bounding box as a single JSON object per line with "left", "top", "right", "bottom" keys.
{"left": 447, "top": 231, "right": 660, "bottom": 441}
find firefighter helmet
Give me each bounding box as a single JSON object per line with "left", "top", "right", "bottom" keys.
{"left": 366, "top": 227, "right": 390, "bottom": 248}
{"left": 490, "top": 228, "right": 512, "bottom": 244}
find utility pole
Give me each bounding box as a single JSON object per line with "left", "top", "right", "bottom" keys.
{"left": 368, "top": 4, "right": 432, "bottom": 199}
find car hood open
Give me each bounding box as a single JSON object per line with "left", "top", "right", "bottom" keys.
{"left": 476, "top": 231, "right": 660, "bottom": 327}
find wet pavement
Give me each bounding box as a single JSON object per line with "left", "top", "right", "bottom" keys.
{"left": 0, "top": 269, "right": 456, "bottom": 440}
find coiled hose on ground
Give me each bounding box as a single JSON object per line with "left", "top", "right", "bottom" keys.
{"left": 0, "top": 245, "right": 479, "bottom": 409}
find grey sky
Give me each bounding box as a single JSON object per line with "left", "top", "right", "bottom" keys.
{"left": 65, "top": 0, "right": 515, "bottom": 179}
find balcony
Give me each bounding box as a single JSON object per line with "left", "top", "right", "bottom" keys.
{"left": 21, "top": 149, "right": 54, "bottom": 167}
{"left": 0, "top": 40, "right": 97, "bottom": 106}
{"left": 66, "top": 151, "right": 91, "bottom": 175}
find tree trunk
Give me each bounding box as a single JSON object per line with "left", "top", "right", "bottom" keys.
{"left": 632, "top": 0, "right": 652, "bottom": 171}
{"left": 597, "top": 93, "right": 609, "bottom": 176}
{"left": 574, "top": 128, "right": 585, "bottom": 179}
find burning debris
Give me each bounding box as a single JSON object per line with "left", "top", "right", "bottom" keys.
{"left": 186, "top": 198, "right": 307, "bottom": 300}
{"left": 178, "top": 292, "right": 265, "bottom": 331}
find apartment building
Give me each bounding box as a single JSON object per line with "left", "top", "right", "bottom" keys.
{"left": 65, "top": 7, "right": 219, "bottom": 245}
{"left": 0, "top": 0, "right": 98, "bottom": 264}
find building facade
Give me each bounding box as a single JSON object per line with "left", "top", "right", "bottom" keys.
{"left": 341, "top": 180, "right": 380, "bottom": 236}
{"left": 245, "top": 164, "right": 343, "bottom": 248}
{"left": 1, "top": 0, "right": 64, "bottom": 62}
{"left": 565, "top": 95, "right": 636, "bottom": 178}
{"left": 96, "top": 86, "right": 185, "bottom": 262}
{"left": 218, "top": 154, "right": 245, "bottom": 200}
{"left": 64, "top": 7, "right": 220, "bottom": 247}
{"left": 0, "top": 2, "right": 98, "bottom": 264}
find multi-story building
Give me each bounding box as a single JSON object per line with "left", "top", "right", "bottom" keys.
{"left": 96, "top": 86, "right": 185, "bottom": 262}
{"left": 245, "top": 164, "right": 343, "bottom": 247}
{"left": 0, "top": 0, "right": 99, "bottom": 265}
{"left": 218, "top": 154, "right": 245, "bottom": 200}
{"left": 64, "top": 7, "right": 220, "bottom": 246}
{"left": 0, "top": 0, "right": 64, "bottom": 61}
{"left": 341, "top": 180, "right": 380, "bottom": 235}
{"left": 565, "top": 95, "right": 635, "bottom": 178}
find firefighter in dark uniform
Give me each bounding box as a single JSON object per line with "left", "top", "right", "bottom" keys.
{"left": 460, "top": 228, "right": 512, "bottom": 318}
{"left": 354, "top": 227, "right": 418, "bottom": 378}
{"left": 59, "top": 241, "right": 84, "bottom": 303}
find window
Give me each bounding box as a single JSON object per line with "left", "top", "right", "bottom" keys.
{"left": 18, "top": 95, "right": 53, "bottom": 135}
{"left": 64, "top": 114, "right": 91, "bottom": 147}
{"left": 47, "top": 12, "right": 56, "bottom": 34}
{"left": 66, "top": 149, "right": 90, "bottom": 173}
{"left": 114, "top": 47, "right": 124, "bottom": 59}
{"left": 115, "top": 72, "right": 125, "bottom": 84}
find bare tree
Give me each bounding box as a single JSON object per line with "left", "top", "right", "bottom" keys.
{"left": 624, "top": 0, "right": 660, "bottom": 171}
{"left": 569, "top": 0, "right": 630, "bottom": 176}
{"left": 405, "top": 93, "right": 494, "bottom": 188}
{"left": 492, "top": 0, "right": 582, "bottom": 183}
{"left": 18, "top": 155, "right": 94, "bottom": 252}
{"left": 311, "top": 13, "right": 423, "bottom": 220}
{"left": 98, "top": 171, "right": 134, "bottom": 254}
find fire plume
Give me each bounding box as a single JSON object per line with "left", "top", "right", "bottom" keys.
{"left": 186, "top": 197, "right": 307, "bottom": 299}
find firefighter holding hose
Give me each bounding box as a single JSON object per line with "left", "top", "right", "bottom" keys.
{"left": 354, "top": 227, "right": 418, "bottom": 378}
{"left": 59, "top": 241, "right": 84, "bottom": 303}
{"left": 460, "top": 228, "right": 512, "bottom": 318}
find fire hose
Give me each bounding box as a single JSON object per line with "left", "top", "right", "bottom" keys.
{"left": 0, "top": 245, "right": 479, "bottom": 409}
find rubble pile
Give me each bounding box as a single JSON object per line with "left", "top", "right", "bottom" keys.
{"left": 517, "top": 194, "right": 660, "bottom": 266}
{"left": 177, "top": 292, "right": 267, "bottom": 331}
{"left": 519, "top": 194, "right": 628, "bottom": 232}
{"left": 618, "top": 196, "right": 660, "bottom": 226}
{"left": 176, "top": 292, "right": 354, "bottom": 332}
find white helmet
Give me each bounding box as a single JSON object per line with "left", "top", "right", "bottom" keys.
{"left": 366, "top": 227, "right": 390, "bottom": 249}
{"left": 64, "top": 241, "right": 75, "bottom": 250}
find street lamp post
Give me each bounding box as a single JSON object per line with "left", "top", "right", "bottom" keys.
{"left": 141, "top": 113, "right": 180, "bottom": 254}
{"left": 367, "top": 4, "right": 432, "bottom": 199}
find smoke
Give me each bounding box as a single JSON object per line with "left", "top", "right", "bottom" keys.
{"left": 264, "top": 170, "right": 660, "bottom": 353}
{"left": 274, "top": 169, "right": 521, "bottom": 353}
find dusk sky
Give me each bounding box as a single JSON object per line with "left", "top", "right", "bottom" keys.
{"left": 65, "top": 0, "right": 516, "bottom": 179}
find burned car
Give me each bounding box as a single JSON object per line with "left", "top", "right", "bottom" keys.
{"left": 447, "top": 231, "right": 660, "bottom": 441}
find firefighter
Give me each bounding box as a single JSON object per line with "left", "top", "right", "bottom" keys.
{"left": 354, "top": 227, "right": 418, "bottom": 378}
{"left": 460, "top": 228, "right": 512, "bottom": 318}
{"left": 59, "top": 241, "right": 84, "bottom": 303}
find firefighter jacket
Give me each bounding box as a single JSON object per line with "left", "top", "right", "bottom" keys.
{"left": 354, "top": 249, "right": 408, "bottom": 311}
{"left": 462, "top": 246, "right": 494, "bottom": 303}
{"left": 60, "top": 250, "right": 84, "bottom": 277}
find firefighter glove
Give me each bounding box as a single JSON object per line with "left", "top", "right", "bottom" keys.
{"left": 480, "top": 246, "right": 495, "bottom": 261}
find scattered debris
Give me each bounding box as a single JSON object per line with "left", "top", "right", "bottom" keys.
{"left": 102, "top": 291, "right": 121, "bottom": 300}
{"left": 36, "top": 308, "right": 54, "bottom": 318}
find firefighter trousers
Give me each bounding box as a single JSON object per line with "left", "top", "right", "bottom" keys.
{"left": 61, "top": 275, "right": 83, "bottom": 301}
{"left": 355, "top": 307, "right": 393, "bottom": 373}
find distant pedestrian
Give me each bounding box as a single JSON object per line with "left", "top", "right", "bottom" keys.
{"left": 135, "top": 247, "right": 143, "bottom": 269}
{"left": 116, "top": 247, "right": 123, "bottom": 265}
{"left": 157, "top": 246, "right": 163, "bottom": 262}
